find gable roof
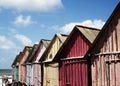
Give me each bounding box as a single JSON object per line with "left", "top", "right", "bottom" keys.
{"left": 25, "top": 44, "right": 39, "bottom": 63}
{"left": 11, "top": 51, "right": 24, "bottom": 67}
{"left": 57, "top": 34, "right": 68, "bottom": 43}
{"left": 18, "top": 46, "right": 32, "bottom": 63}
{"left": 41, "top": 39, "right": 51, "bottom": 48}
{"left": 76, "top": 25, "right": 100, "bottom": 43}
{"left": 39, "top": 34, "right": 68, "bottom": 62}
{"left": 32, "top": 39, "right": 51, "bottom": 62}
{"left": 84, "top": 2, "right": 120, "bottom": 57}
{"left": 22, "top": 46, "right": 32, "bottom": 54}
{"left": 11, "top": 55, "right": 19, "bottom": 67}
{"left": 25, "top": 39, "right": 51, "bottom": 63}
{"left": 11, "top": 46, "right": 32, "bottom": 66}
{"left": 53, "top": 25, "right": 100, "bottom": 61}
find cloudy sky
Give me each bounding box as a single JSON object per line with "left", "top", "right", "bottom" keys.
{"left": 0, "top": 0, "right": 119, "bottom": 69}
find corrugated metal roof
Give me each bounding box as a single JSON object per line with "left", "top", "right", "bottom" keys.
{"left": 76, "top": 25, "right": 100, "bottom": 43}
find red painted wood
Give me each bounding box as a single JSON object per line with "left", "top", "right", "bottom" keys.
{"left": 60, "top": 29, "right": 90, "bottom": 58}
{"left": 59, "top": 29, "right": 91, "bottom": 86}
{"left": 59, "top": 60, "right": 88, "bottom": 86}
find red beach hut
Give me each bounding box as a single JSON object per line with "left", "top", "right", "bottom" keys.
{"left": 53, "top": 25, "right": 100, "bottom": 86}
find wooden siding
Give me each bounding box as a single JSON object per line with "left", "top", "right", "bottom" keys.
{"left": 42, "top": 34, "right": 67, "bottom": 86}
{"left": 43, "top": 63, "right": 58, "bottom": 86}
{"left": 19, "top": 47, "right": 31, "bottom": 83}
{"left": 20, "top": 51, "right": 29, "bottom": 83}
{"left": 58, "top": 28, "right": 92, "bottom": 86}
{"left": 26, "top": 64, "right": 32, "bottom": 86}
{"left": 34, "top": 39, "right": 50, "bottom": 62}
{"left": 13, "top": 66, "right": 19, "bottom": 81}
{"left": 44, "top": 35, "right": 63, "bottom": 61}
{"left": 12, "top": 54, "right": 20, "bottom": 82}
{"left": 32, "top": 63, "right": 41, "bottom": 86}
{"left": 60, "top": 28, "right": 91, "bottom": 58}
{"left": 36, "top": 43, "right": 46, "bottom": 62}
{"left": 18, "top": 52, "right": 24, "bottom": 82}
{"left": 59, "top": 59, "right": 88, "bottom": 86}
{"left": 88, "top": 3, "right": 120, "bottom": 86}
{"left": 31, "top": 40, "right": 50, "bottom": 86}
{"left": 31, "top": 42, "right": 46, "bottom": 86}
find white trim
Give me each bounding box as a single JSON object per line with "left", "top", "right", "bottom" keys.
{"left": 60, "top": 56, "right": 84, "bottom": 61}
{"left": 95, "top": 51, "right": 120, "bottom": 56}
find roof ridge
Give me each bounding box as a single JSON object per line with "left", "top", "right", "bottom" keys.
{"left": 41, "top": 39, "right": 51, "bottom": 41}
{"left": 76, "top": 25, "right": 101, "bottom": 30}
{"left": 76, "top": 26, "right": 100, "bottom": 43}
{"left": 60, "top": 34, "right": 69, "bottom": 36}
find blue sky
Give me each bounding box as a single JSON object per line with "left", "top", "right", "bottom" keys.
{"left": 0, "top": 0, "right": 119, "bottom": 69}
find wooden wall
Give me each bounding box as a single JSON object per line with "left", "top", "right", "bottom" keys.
{"left": 90, "top": 5, "right": 120, "bottom": 86}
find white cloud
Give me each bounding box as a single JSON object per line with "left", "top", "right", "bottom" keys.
{"left": 0, "top": 0, "right": 63, "bottom": 12}
{"left": 13, "top": 15, "right": 36, "bottom": 27}
{"left": 14, "top": 34, "right": 32, "bottom": 46}
{"left": 34, "top": 41, "right": 39, "bottom": 45}
{"left": 60, "top": 19, "right": 105, "bottom": 33}
{"left": 0, "top": 35, "right": 17, "bottom": 50}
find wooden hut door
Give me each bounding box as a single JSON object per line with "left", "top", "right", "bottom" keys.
{"left": 65, "top": 60, "right": 88, "bottom": 86}
{"left": 106, "top": 59, "right": 120, "bottom": 86}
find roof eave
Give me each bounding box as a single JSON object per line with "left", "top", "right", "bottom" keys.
{"left": 84, "top": 2, "right": 120, "bottom": 58}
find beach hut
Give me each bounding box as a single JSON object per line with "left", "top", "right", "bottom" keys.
{"left": 40, "top": 34, "right": 68, "bottom": 86}
{"left": 25, "top": 47, "right": 33, "bottom": 86}
{"left": 53, "top": 25, "right": 100, "bottom": 86}
{"left": 30, "top": 39, "right": 50, "bottom": 86}
{"left": 11, "top": 55, "right": 19, "bottom": 82}
{"left": 25, "top": 44, "right": 39, "bottom": 86}
{"left": 85, "top": 2, "right": 120, "bottom": 86}
{"left": 18, "top": 46, "right": 32, "bottom": 84}
{"left": 18, "top": 52, "right": 25, "bottom": 83}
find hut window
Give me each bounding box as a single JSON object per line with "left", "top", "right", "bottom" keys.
{"left": 49, "top": 54, "right": 52, "bottom": 59}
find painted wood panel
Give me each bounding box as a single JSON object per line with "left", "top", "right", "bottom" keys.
{"left": 41, "top": 34, "right": 67, "bottom": 86}
{"left": 14, "top": 66, "right": 19, "bottom": 81}
{"left": 85, "top": 3, "right": 120, "bottom": 86}
{"left": 12, "top": 55, "right": 19, "bottom": 82}
{"left": 18, "top": 46, "right": 32, "bottom": 84}
{"left": 43, "top": 63, "right": 58, "bottom": 86}
{"left": 54, "top": 25, "right": 99, "bottom": 86}
{"left": 36, "top": 44, "right": 46, "bottom": 62}
{"left": 31, "top": 39, "right": 50, "bottom": 86}
{"left": 26, "top": 64, "right": 32, "bottom": 86}
{"left": 32, "top": 63, "right": 41, "bottom": 86}
{"left": 45, "top": 35, "right": 64, "bottom": 61}
{"left": 60, "top": 28, "right": 91, "bottom": 58}
{"left": 59, "top": 59, "right": 88, "bottom": 86}
{"left": 59, "top": 29, "right": 90, "bottom": 86}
